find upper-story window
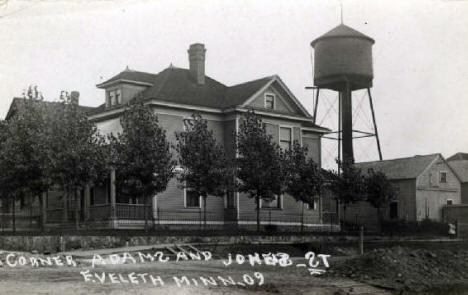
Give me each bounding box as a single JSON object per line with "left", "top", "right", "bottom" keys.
{"left": 279, "top": 127, "right": 292, "bottom": 150}
{"left": 265, "top": 94, "right": 275, "bottom": 110}
{"left": 108, "top": 89, "right": 122, "bottom": 107}
{"left": 440, "top": 171, "right": 447, "bottom": 183}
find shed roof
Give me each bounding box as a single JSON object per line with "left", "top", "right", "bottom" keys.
{"left": 355, "top": 154, "right": 439, "bottom": 180}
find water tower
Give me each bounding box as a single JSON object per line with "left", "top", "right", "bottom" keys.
{"left": 310, "top": 24, "right": 382, "bottom": 165}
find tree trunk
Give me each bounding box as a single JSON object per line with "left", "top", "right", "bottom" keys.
{"left": 377, "top": 207, "right": 383, "bottom": 233}
{"left": 75, "top": 190, "right": 80, "bottom": 230}
{"left": 256, "top": 196, "right": 260, "bottom": 232}
{"left": 301, "top": 202, "right": 304, "bottom": 232}
{"left": 144, "top": 195, "right": 148, "bottom": 232}
{"left": 12, "top": 197, "right": 16, "bottom": 233}
{"left": 203, "top": 195, "right": 207, "bottom": 228}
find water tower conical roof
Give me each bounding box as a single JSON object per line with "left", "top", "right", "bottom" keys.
{"left": 311, "top": 24, "right": 374, "bottom": 47}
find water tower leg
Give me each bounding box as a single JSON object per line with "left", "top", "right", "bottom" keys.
{"left": 341, "top": 82, "right": 354, "bottom": 163}
{"left": 313, "top": 88, "right": 320, "bottom": 124}
{"left": 367, "top": 88, "right": 383, "bottom": 161}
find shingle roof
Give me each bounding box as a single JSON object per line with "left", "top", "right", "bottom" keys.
{"left": 447, "top": 153, "right": 468, "bottom": 162}
{"left": 223, "top": 76, "right": 274, "bottom": 108}
{"left": 140, "top": 67, "right": 228, "bottom": 108}
{"left": 97, "top": 67, "right": 289, "bottom": 111}
{"left": 448, "top": 160, "right": 468, "bottom": 183}
{"left": 6, "top": 97, "right": 96, "bottom": 120}
{"left": 90, "top": 67, "right": 328, "bottom": 130}
{"left": 97, "top": 69, "right": 158, "bottom": 87}
{"left": 311, "top": 24, "right": 375, "bottom": 47}
{"left": 355, "top": 154, "right": 439, "bottom": 180}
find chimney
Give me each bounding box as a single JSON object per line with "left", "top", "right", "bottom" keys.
{"left": 70, "top": 91, "right": 80, "bottom": 105}
{"left": 188, "top": 43, "right": 206, "bottom": 85}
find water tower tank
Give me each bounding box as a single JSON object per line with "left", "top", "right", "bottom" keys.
{"left": 311, "top": 24, "right": 374, "bottom": 91}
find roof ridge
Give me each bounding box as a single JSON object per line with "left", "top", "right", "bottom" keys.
{"left": 227, "top": 75, "right": 275, "bottom": 88}
{"left": 356, "top": 153, "right": 440, "bottom": 165}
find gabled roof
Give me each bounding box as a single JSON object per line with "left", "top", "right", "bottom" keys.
{"left": 224, "top": 76, "right": 274, "bottom": 108}
{"left": 311, "top": 24, "right": 375, "bottom": 47}
{"left": 448, "top": 160, "right": 468, "bottom": 183}
{"left": 355, "top": 154, "right": 440, "bottom": 180}
{"left": 93, "top": 67, "right": 315, "bottom": 120}
{"left": 6, "top": 97, "right": 95, "bottom": 120}
{"left": 96, "top": 68, "right": 158, "bottom": 88}
{"left": 447, "top": 153, "right": 468, "bottom": 162}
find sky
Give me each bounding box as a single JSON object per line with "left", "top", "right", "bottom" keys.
{"left": 0, "top": 0, "right": 467, "bottom": 168}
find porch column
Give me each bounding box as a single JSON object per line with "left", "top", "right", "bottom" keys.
{"left": 110, "top": 169, "right": 117, "bottom": 220}
{"left": 41, "top": 192, "right": 47, "bottom": 228}
{"left": 62, "top": 192, "right": 68, "bottom": 223}
{"left": 84, "top": 184, "right": 90, "bottom": 221}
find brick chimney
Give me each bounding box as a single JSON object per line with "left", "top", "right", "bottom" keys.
{"left": 70, "top": 91, "right": 80, "bottom": 105}
{"left": 188, "top": 43, "right": 206, "bottom": 85}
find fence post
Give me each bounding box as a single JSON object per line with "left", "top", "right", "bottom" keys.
{"left": 359, "top": 225, "right": 364, "bottom": 255}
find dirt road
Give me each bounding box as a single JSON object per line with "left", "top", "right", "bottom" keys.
{"left": 0, "top": 253, "right": 389, "bottom": 295}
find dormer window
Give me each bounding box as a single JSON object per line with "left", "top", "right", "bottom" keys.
{"left": 265, "top": 93, "right": 275, "bottom": 110}
{"left": 108, "top": 89, "right": 122, "bottom": 107}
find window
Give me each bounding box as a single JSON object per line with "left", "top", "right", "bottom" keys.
{"left": 185, "top": 190, "right": 200, "bottom": 208}
{"left": 307, "top": 199, "right": 318, "bottom": 210}
{"left": 265, "top": 94, "right": 275, "bottom": 109}
{"left": 447, "top": 199, "right": 453, "bottom": 205}
{"left": 108, "top": 89, "right": 122, "bottom": 106}
{"left": 262, "top": 195, "right": 281, "bottom": 209}
{"left": 389, "top": 201, "right": 398, "bottom": 219}
{"left": 90, "top": 187, "right": 95, "bottom": 206}
{"left": 279, "top": 127, "right": 292, "bottom": 150}
{"left": 226, "top": 191, "right": 236, "bottom": 209}
{"left": 440, "top": 171, "right": 447, "bottom": 183}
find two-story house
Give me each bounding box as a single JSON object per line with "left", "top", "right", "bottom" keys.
{"left": 44, "top": 43, "right": 329, "bottom": 230}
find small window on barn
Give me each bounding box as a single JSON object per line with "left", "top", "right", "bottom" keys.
{"left": 185, "top": 190, "right": 200, "bottom": 208}
{"left": 440, "top": 171, "right": 447, "bottom": 183}
{"left": 265, "top": 94, "right": 275, "bottom": 110}
{"left": 447, "top": 199, "right": 453, "bottom": 205}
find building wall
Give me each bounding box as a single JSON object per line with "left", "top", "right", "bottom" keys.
{"left": 389, "top": 179, "right": 417, "bottom": 221}
{"left": 339, "top": 178, "right": 416, "bottom": 228}
{"left": 461, "top": 183, "right": 468, "bottom": 204}
{"left": 415, "top": 156, "right": 461, "bottom": 221}
{"left": 249, "top": 84, "right": 297, "bottom": 114}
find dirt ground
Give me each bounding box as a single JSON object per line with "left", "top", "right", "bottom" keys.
{"left": 0, "top": 250, "right": 389, "bottom": 295}
{"left": 2, "top": 240, "right": 468, "bottom": 295}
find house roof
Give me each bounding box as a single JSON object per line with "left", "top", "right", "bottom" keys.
{"left": 224, "top": 76, "right": 275, "bottom": 108}
{"left": 355, "top": 154, "right": 440, "bottom": 180}
{"left": 91, "top": 67, "right": 320, "bottom": 123}
{"left": 311, "top": 24, "right": 375, "bottom": 47}
{"left": 6, "top": 97, "right": 96, "bottom": 120}
{"left": 97, "top": 68, "right": 158, "bottom": 87}
{"left": 447, "top": 152, "right": 468, "bottom": 162}
{"left": 448, "top": 160, "right": 468, "bottom": 183}
{"left": 140, "top": 67, "right": 228, "bottom": 108}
